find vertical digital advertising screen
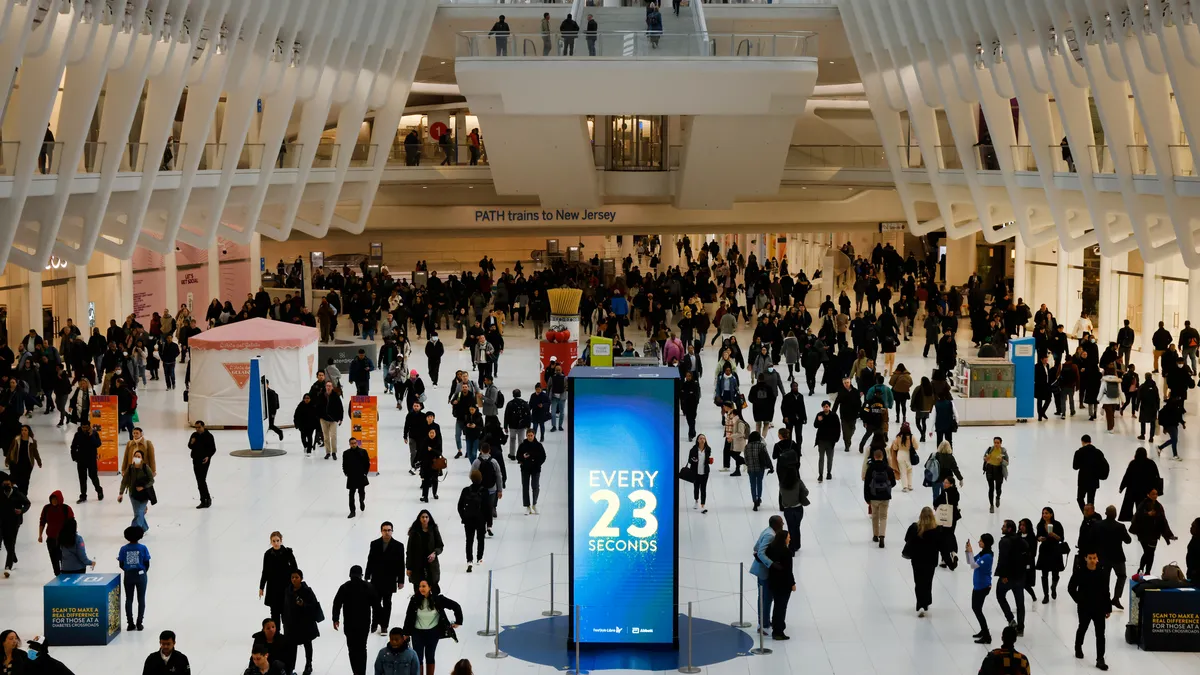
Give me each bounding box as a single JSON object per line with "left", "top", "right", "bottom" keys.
{"left": 569, "top": 368, "right": 678, "bottom": 646}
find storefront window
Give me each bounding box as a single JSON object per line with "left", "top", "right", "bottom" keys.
{"left": 609, "top": 115, "right": 665, "bottom": 171}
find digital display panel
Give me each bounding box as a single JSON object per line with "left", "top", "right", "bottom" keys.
{"left": 569, "top": 371, "right": 677, "bottom": 645}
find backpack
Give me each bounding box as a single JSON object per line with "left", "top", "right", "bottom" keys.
{"left": 867, "top": 463, "right": 891, "bottom": 498}
{"left": 922, "top": 454, "right": 941, "bottom": 488}
{"left": 1104, "top": 379, "right": 1120, "bottom": 400}
{"left": 495, "top": 390, "right": 505, "bottom": 409}
{"left": 129, "top": 390, "right": 138, "bottom": 411}
{"left": 461, "top": 487, "right": 484, "bottom": 520}
{"left": 478, "top": 457, "right": 498, "bottom": 489}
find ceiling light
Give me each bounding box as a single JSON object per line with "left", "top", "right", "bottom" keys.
{"left": 422, "top": 186, "right": 427, "bottom": 189}
{"left": 828, "top": 61, "right": 834, "bottom": 64}
{"left": 440, "top": 61, "right": 446, "bottom": 65}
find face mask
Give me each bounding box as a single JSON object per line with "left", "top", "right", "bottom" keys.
{"left": 431, "top": 336, "right": 439, "bottom": 342}
{"left": 133, "top": 458, "right": 142, "bottom": 466}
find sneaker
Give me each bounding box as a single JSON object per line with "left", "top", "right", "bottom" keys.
{"left": 477, "top": 557, "right": 484, "bottom": 565}
{"left": 532, "top": 505, "right": 538, "bottom": 514}
{"left": 701, "top": 508, "right": 708, "bottom": 514}
{"left": 487, "top": 529, "right": 494, "bottom": 537}
{"left": 719, "top": 468, "right": 730, "bottom": 473}
{"left": 974, "top": 635, "right": 991, "bottom": 644}
{"left": 525, "top": 507, "right": 531, "bottom": 516}
{"left": 917, "top": 609, "right": 925, "bottom": 617}
{"left": 467, "top": 564, "right": 473, "bottom": 573}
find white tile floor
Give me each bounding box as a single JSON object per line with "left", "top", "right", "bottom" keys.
{"left": 3, "top": 324, "right": 1200, "bottom": 675}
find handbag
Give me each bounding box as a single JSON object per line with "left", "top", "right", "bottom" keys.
{"left": 909, "top": 448, "right": 920, "bottom": 466}
{"left": 432, "top": 456, "right": 448, "bottom": 472}
{"left": 678, "top": 465, "right": 697, "bottom": 484}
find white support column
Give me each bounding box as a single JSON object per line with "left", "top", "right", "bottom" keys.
{"left": 249, "top": 232, "right": 262, "bottom": 294}
{"left": 1056, "top": 247, "right": 1070, "bottom": 320}
{"left": 73, "top": 265, "right": 89, "bottom": 330}
{"left": 1013, "top": 235, "right": 1027, "bottom": 303}
{"left": 1142, "top": 262, "right": 1157, "bottom": 352}
{"left": 1098, "top": 255, "right": 1114, "bottom": 343}
{"left": 1188, "top": 267, "right": 1200, "bottom": 327}
{"left": 302, "top": 256, "right": 313, "bottom": 310}
{"left": 26, "top": 271, "right": 43, "bottom": 336}
{"left": 119, "top": 258, "right": 133, "bottom": 323}
{"left": 164, "top": 252, "right": 178, "bottom": 315}
{"left": 207, "top": 241, "right": 221, "bottom": 310}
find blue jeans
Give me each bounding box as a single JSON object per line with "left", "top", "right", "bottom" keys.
{"left": 1159, "top": 425, "right": 1180, "bottom": 457}
{"left": 551, "top": 396, "right": 565, "bottom": 429}
{"left": 931, "top": 482, "right": 943, "bottom": 503}
{"left": 757, "top": 578, "right": 774, "bottom": 629}
{"left": 532, "top": 420, "right": 546, "bottom": 439}
{"left": 455, "top": 420, "right": 465, "bottom": 451}
{"left": 131, "top": 498, "right": 149, "bottom": 531}
{"left": 465, "top": 438, "right": 480, "bottom": 463}
{"left": 748, "top": 470, "right": 765, "bottom": 503}
{"left": 411, "top": 628, "right": 439, "bottom": 666}
{"left": 124, "top": 571, "right": 147, "bottom": 624}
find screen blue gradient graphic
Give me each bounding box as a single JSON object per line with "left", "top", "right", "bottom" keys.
{"left": 571, "top": 377, "right": 676, "bottom": 644}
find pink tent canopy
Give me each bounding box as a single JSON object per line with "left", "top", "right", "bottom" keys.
{"left": 189, "top": 318, "right": 318, "bottom": 351}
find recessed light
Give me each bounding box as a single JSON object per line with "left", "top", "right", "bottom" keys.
{"left": 801, "top": 186, "right": 807, "bottom": 190}
{"left": 468, "top": 185, "right": 474, "bottom": 189}
{"left": 828, "top": 61, "right": 835, "bottom": 64}
{"left": 422, "top": 186, "right": 428, "bottom": 189}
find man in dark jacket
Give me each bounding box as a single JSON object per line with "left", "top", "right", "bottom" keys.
{"left": 1072, "top": 435, "right": 1109, "bottom": 513}
{"left": 70, "top": 421, "right": 103, "bottom": 503}
{"left": 365, "top": 521, "right": 406, "bottom": 635}
{"left": 349, "top": 350, "right": 374, "bottom": 397}
{"left": 813, "top": 400, "right": 840, "bottom": 482}
{"left": 318, "top": 380, "right": 344, "bottom": 459}
{"left": 679, "top": 371, "right": 701, "bottom": 441}
{"left": 502, "top": 389, "right": 530, "bottom": 458}
{"left": 780, "top": 380, "right": 807, "bottom": 444}
{"left": 1151, "top": 321, "right": 1173, "bottom": 373}
{"left": 189, "top": 420, "right": 217, "bottom": 509}
{"left": 141, "top": 630, "right": 190, "bottom": 675}
{"left": 0, "top": 471, "right": 32, "bottom": 575}
{"left": 517, "top": 429, "right": 546, "bottom": 515}
{"left": 1068, "top": 551, "right": 1110, "bottom": 670}
{"left": 1097, "top": 505, "right": 1131, "bottom": 609}
{"left": 1034, "top": 354, "right": 1054, "bottom": 421}
{"left": 994, "top": 520, "right": 1026, "bottom": 636}
{"left": 458, "top": 470, "right": 489, "bottom": 570}
{"left": 263, "top": 379, "right": 283, "bottom": 441}
{"left": 332, "top": 565, "right": 380, "bottom": 675}
{"left": 831, "top": 378, "right": 860, "bottom": 453}
{"left": 161, "top": 335, "right": 181, "bottom": 390}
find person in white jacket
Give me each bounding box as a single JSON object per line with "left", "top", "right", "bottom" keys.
{"left": 1071, "top": 313, "right": 1094, "bottom": 341}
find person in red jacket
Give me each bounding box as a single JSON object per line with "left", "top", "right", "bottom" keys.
{"left": 37, "top": 490, "right": 73, "bottom": 575}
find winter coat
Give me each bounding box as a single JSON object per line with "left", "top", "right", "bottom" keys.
{"left": 343, "top": 446, "right": 371, "bottom": 490}
{"left": 1034, "top": 519, "right": 1067, "bottom": 572}
{"left": 1118, "top": 456, "right": 1162, "bottom": 522}
{"left": 283, "top": 582, "right": 322, "bottom": 643}
{"left": 259, "top": 546, "right": 299, "bottom": 610}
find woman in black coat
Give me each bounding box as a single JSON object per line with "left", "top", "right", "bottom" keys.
{"left": 686, "top": 435, "right": 713, "bottom": 513}
{"left": 419, "top": 428, "right": 443, "bottom": 502}
{"left": 402, "top": 579, "right": 463, "bottom": 672}
{"left": 1034, "top": 506, "right": 1066, "bottom": 603}
{"left": 406, "top": 509, "right": 445, "bottom": 592}
{"left": 1017, "top": 518, "right": 1039, "bottom": 601}
{"left": 342, "top": 438, "right": 370, "bottom": 518}
{"left": 1130, "top": 490, "right": 1178, "bottom": 575}
{"left": 902, "top": 506, "right": 944, "bottom": 616}
{"left": 282, "top": 569, "right": 322, "bottom": 675}
{"left": 1137, "top": 375, "right": 1160, "bottom": 441}
{"left": 1118, "top": 447, "right": 1161, "bottom": 522}
{"left": 259, "top": 532, "right": 299, "bottom": 625}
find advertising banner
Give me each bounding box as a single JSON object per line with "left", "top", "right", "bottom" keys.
{"left": 1140, "top": 588, "right": 1200, "bottom": 651}
{"left": 43, "top": 573, "right": 121, "bottom": 646}
{"left": 351, "top": 396, "right": 379, "bottom": 473}
{"left": 89, "top": 395, "right": 119, "bottom": 473}
{"left": 569, "top": 368, "right": 678, "bottom": 646}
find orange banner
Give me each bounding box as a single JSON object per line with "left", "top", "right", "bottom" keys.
{"left": 350, "top": 396, "right": 379, "bottom": 473}
{"left": 89, "top": 395, "right": 119, "bottom": 473}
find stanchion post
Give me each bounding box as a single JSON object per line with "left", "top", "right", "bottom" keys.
{"left": 568, "top": 605, "right": 585, "bottom": 675}
{"left": 731, "top": 562, "right": 751, "bottom": 628}
{"left": 543, "top": 552, "right": 563, "bottom": 616}
{"left": 486, "top": 589, "right": 508, "bottom": 659}
{"left": 678, "top": 601, "right": 701, "bottom": 673}
{"left": 477, "top": 570, "right": 496, "bottom": 636}
{"left": 749, "top": 588, "right": 772, "bottom": 655}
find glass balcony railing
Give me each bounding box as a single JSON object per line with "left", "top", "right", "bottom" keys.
{"left": 387, "top": 143, "right": 489, "bottom": 167}
{"left": 1169, "top": 145, "right": 1196, "bottom": 177}
{"left": 456, "top": 31, "right": 817, "bottom": 58}
{"left": 785, "top": 145, "right": 888, "bottom": 169}
{"left": 1127, "top": 145, "right": 1156, "bottom": 175}
{"left": 348, "top": 144, "right": 379, "bottom": 168}
{"left": 1010, "top": 145, "right": 1037, "bottom": 172}
{"left": 313, "top": 141, "right": 339, "bottom": 169}
{"left": 0, "top": 141, "right": 20, "bottom": 176}
{"left": 1088, "top": 145, "right": 1115, "bottom": 174}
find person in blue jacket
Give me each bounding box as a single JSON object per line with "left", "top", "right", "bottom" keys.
{"left": 118, "top": 525, "right": 151, "bottom": 631}
{"left": 373, "top": 629, "right": 419, "bottom": 675}
{"left": 748, "top": 516, "right": 784, "bottom": 634}
{"left": 966, "top": 533, "right": 995, "bottom": 644}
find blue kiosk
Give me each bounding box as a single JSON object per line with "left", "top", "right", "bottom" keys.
{"left": 1008, "top": 336, "right": 1036, "bottom": 420}
{"left": 43, "top": 573, "right": 122, "bottom": 645}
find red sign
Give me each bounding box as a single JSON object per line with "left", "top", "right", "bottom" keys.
{"left": 350, "top": 396, "right": 379, "bottom": 473}
{"left": 89, "top": 396, "right": 119, "bottom": 473}
{"left": 223, "top": 362, "right": 252, "bottom": 389}
{"left": 429, "top": 122, "right": 448, "bottom": 141}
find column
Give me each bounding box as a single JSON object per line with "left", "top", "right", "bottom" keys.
{"left": 74, "top": 264, "right": 89, "bottom": 330}
{"left": 1098, "top": 254, "right": 1114, "bottom": 343}
{"left": 164, "top": 251, "right": 178, "bottom": 314}
{"left": 1056, "top": 247, "right": 1070, "bottom": 319}
{"left": 207, "top": 241, "right": 221, "bottom": 311}
{"left": 1188, "top": 267, "right": 1200, "bottom": 326}
{"left": 1142, "top": 261, "right": 1157, "bottom": 351}
{"left": 944, "top": 234, "right": 976, "bottom": 287}
{"left": 26, "top": 270, "right": 42, "bottom": 335}
{"left": 119, "top": 258, "right": 133, "bottom": 322}
{"left": 249, "top": 232, "right": 262, "bottom": 293}
{"left": 1013, "top": 235, "right": 1027, "bottom": 302}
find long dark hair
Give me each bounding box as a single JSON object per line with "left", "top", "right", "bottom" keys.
{"left": 408, "top": 509, "right": 439, "bottom": 537}
{"left": 57, "top": 517, "right": 79, "bottom": 549}
{"left": 917, "top": 376, "right": 933, "bottom": 396}
{"left": 1018, "top": 518, "right": 1035, "bottom": 537}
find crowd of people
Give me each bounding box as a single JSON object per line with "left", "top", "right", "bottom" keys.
{"left": 3, "top": 235, "right": 1200, "bottom": 674}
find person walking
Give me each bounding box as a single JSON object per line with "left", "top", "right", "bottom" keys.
{"left": 117, "top": 526, "right": 151, "bottom": 631}
{"left": 994, "top": 519, "right": 1027, "bottom": 635}
{"left": 1137, "top": 372, "right": 1160, "bottom": 441}
{"left": 744, "top": 431, "right": 774, "bottom": 511}
{"left": 251, "top": 617, "right": 297, "bottom": 675}
{"left": 283, "top": 569, "right": 323, "bottom": 675}
{"left": 723, "top": 404, "right": 750, "bottom": 476}
{"left": 889, "top": 364, "right": 912, "bottom": 422}
{"left": 982, "top": 437, "right": 1008, "bottom": 513}
{"left": 402, "top": 580, "right": 463, "bottom": 675}
{"left": 766, "top": 533, "right": 795, "bottom": 641}
{"left": 1130, "top": 489, "right": 1178, "bottom": 575}
{"left": 863, "top": 447, "right": 896, "bottom": 548}
{"left": 318, "top": 381, "right": 344, "bottom": 460}
{"left": 1035, "top": 507, "right": 1067, "bottom": 603}
{"left": 141, "top": 631, "right": 191, "bottom": 675}
{"left": 1098, "top": 505, "right": 1131, "bottom": 609}
{"left": 406, "top": 510, "right": 444, "bottom": 592}
{"left": 910, "top": 377, "right": 935, "bottom": 441}
{"left": 1156, "top": 396, "right": 1185, "bottom": 460}
{"left": 458, "top": 471, "right": 488, "bottom": 571}
{"left": 36, "top": 490, "right": 73, "bottom": 575}
{"left": 365, "top": 521, "right": 406, "bottom": 635}
{"left": 116, "top": 450, "right": 153, "bottom": 532}
{"left": 5, "top": 425, "right": 41, "bottom": 496}
{"left": 259, "top": 531, "right": 299, "bottom": 625}
{"left": 585, "top": 14, "right": 598, "bottom": 56}
{"left": 470, "top": 443, "right": 505, "bottom": 535}
{"left": 966, "top": 533, "right": 996, "bottom": 643}
{"left": 1017, "top": 518, "right": 1039, "bottom": 602}
{"left": 686, "top": 435, "right": 713, "bottom": 513}
{"left": 294, "top": 394, "right": 317, "bottom": 455}
{"left": 1073, "top": 435, "right": 1109, "bottom": 513}
{"left": 374, "top": 630, "right": 420, "bottom": 675}
{"left": 70, "top": 421, "right": 103, "bottom": 502}
{"left": 502, "top": 389, "right": 530, "bottom": 459}
{"left": 929, "top": 440, "right": 962, "bottom": 501}
{"left": 1068, "top": 551, "right": 1111, "bottom": 670}
{"left": 263, "top": 379, "right": 284, "bottom": 441}
{"left": 343, "top": 437, "right": 370, "bottom": 518}
{"left": 516, "top": 429, "right": 545, "bottom": 515}
{"left": 332, "top": 565, "right": 379, "bottom": 675}
{"left": 188, "top": 420, "right": 216, "bottom": 509}
{"left": 1117, "top": 447, "right": 1161, "bottom": 522}
{"left": 418, "top": 428, "right": 443, "bottom": 503}
{"left": 887, "top": 423, "right": 917, "bottom": 492}
{"left": 813, "top": 400, "right": 839, "bottom": 482}
{"left": 0, "top": 472, "right": 30, "bottom": 578}
{"left": 775, "top": 440, "right": 807, "bottom": 552}
{"left": 902, "top": 506, "right": 943, "bottom": 617}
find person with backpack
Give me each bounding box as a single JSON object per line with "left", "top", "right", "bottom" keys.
{"left": 859, "top": 374, "right": 893, "bottom": 453}
{"left": 1098, "top": 365, "right": 1122, "bottom": 432}
{"left": 862, "top": 447, "right": 896, "bottom": 548}
{"left": 516, "top": 429, "right": 546, "bottom": 515}
{"left": 927, "top": 441, "right": 962, "bottom": 501}
{"left": 977, "top": 626, "right": 1031, "bottom": 675}
{"left": 965, "top": 533, "right": 995, "bottom": 644}
{"left": 1072, "top": 435, "right": 1109, "bottom": 513}
{"left": 1180, "top": 319, "right": 1200, "bottom": 372}
{"left": 775, "top": 440, "right": 807, "bottom": 552}
{"left": 813, "top": 400, "right": 840, "bottom": 482}
{"left": 470, "top": 444, "right": 505, "bottom": 537}
{"left": 502, "top": 390, "right": 531, "bottom": 459}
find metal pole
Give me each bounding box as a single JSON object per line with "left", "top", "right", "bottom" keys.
{"left": 486, "top": 589, "right": 507, "bottom": 659}
{"left": 731, "top": 562, "right": 750, "bottom": 628}
{"left": 543, "top": 552, "right": 562, "bottom": 616}
{"left": 477, "top": 570, "right": 496, "bottom": 636}
{"left": 678, "top": 602, "right": 700, "bottom": 673}
{"left": 749, "top": 588, "right": 772, "bottom": 655}
{"left": 568, "top": 605, "right": 585, "bottom": 675}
